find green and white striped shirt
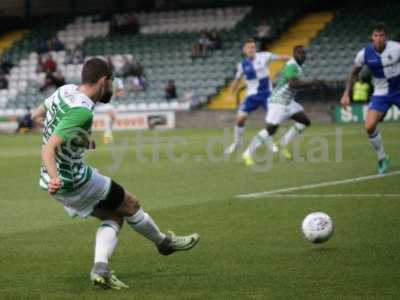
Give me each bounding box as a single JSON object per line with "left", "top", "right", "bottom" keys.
{"left": 269, "top": 58, "right": 303, "bottom": 106}
{"left": 39, "top": 84, "right": 95, "bottom": 194}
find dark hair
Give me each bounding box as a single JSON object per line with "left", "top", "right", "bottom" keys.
{"left": 81, "top": 58, "right": 113, "bottom": 85}
{"left": 372, "top": 22, "right": 388, "bottom": 34}
{"left": 293, "top": 45, "right": 304, "bottom": 54}
{"left": 244, "top": 38, "right": 256, "bottom": 45}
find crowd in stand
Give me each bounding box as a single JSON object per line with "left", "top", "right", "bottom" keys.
{"left": 110, "top": 14, "right": 140, "bottom": 35}
{"left": 37, "top": 54, "right": 65, "bottom": 92}
{"left": 191, "top": 30, "right": 222, "bottom": 59}
{"left": 37, "top": 37, "right": 65, "bottom": 54}
{"left": 0, "top": 58, "right": 13, "bottom": 90}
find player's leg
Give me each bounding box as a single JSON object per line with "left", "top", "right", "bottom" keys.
{"left": 242, "top": 103, "right": 285, "bottom": 166}
{"left": 366, "top": 96, "right": 391, "bottom": 173}
{"left": 365, "top": 109, "right": 389, "bottom": 173}
{"left": 103, "top": 117, "right": 114, "bottom": 145}
{"left": 225, "top": 113, "right": 247, "bottom": 154}
{"left": 90, "top": 209, "right": 129, "bottom": 289}
{"left": 279, "top": 107, "right": 310, "bottom": 160}
{"left": 116, "top": 189, "right": 199, "bottom": 255}
{"left": 225, "top": 95, "right": 259, "bottom": 154}
{"left": 278, "top": 101, "right": 309, "bottom": 159}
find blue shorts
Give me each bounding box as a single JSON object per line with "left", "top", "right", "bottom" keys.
{"left": 239, "top": 93, "right": 269, "bottom": 115}
{"left": 369, "top": 91, "right": 400, "bottom": 113}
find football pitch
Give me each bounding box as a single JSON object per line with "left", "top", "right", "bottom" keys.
{"left": 0, "top": 123, "right": 399, "bottom": 299}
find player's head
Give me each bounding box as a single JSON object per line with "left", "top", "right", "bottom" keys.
{"left": 371, "top": 23, "right": 387, "bottom": 51}
{"left": 243, "top": 39, "right": 257, "bottom": 59}
{"left": 293, "top": 45, "right": 306, "bottom": 65}
{"left": 81, "top": 58, "right": 114, "bottom": 103}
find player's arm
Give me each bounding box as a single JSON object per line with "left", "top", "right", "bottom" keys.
{"left": 230, "top": 63, "right": 243, "bottom": 94}
{"left": 341, "top": 65, "right": 362, "bottom": 109}
{"left": 31, "top": 104, "right": 46, "bottom": 126}
{"left": 289, "top": 78, "right": 322, "bottom": 89}
{"left": 341, "top": 50, "right": 364, "bottom": 109}
{"left": 267, "top": 52, "right": 290, "bottom": 62}
{"left": 284, "top": 64, "right": 322, "bottom": 89}
{"left": 41, "top": 134, "right": 64, "bottom": 194}
{"left": 273, "top": 54, "right": 291, "bottom": 61}
{"left": 42, "top": 108, "right": 93, "bottom": 194}
{"left": 229, "top": 79, "right": 241, "bottom": 94}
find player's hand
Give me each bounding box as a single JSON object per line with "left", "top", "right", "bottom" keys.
{"left": 48, "top": 177, "right": 63, "bottom": 194}
{"left": 340, "top": 91, "right": 351, "bottom": 110}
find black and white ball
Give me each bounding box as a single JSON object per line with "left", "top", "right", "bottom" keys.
{"left": 301, "top": 212, "right": 334, "bottom": 244}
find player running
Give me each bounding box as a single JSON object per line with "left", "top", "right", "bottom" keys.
{"left": 341, "top": 23, "right": 398, "bottom": 174}
{"left": 242, "top": 45, "right": 323, "bottom": 166}
{"left": 31, "top": 58, "right": 199, "bottom": 289}
{"left": 100, "top": 77, "right": 124, "bottom": 144}
{"left": 225, "top": 38, "right": 289, "bottom": 155}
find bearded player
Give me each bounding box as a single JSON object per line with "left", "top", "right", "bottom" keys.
{"left": 31, "top": 58, "right": 199, "bottom": 289}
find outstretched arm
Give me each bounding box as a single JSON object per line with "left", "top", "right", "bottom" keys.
{"left": 289, "top": 78, "right": 322, "bottom": 89}
{"left": 275, "top": 54, "right": 291, "bottom": 61}
{"left": 229, "top": 79, "right": 242, "bottom": 94}
{"left": 341, "top": 65, "right": 362, "bottom": 109}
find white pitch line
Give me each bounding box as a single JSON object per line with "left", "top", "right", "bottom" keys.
{"left": 257, "top": 193, "right": 400, "bottom": 198}
{"left": 236, "top": 170, "right": 400, "bottom": 199}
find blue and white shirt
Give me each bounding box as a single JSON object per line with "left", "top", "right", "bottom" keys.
{"left": 235, "top": 52, "right": 279, "bottom": 96}
{"left": 354, "top": 40, "right": 400, "bottom": 96}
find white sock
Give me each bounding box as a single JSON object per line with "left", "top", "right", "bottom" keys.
{"left": 244, "top": 128, "right": 274, "bottom": 156}
{"left": 280, "top": 122, "right": 307, "bottom": 146}
{"left": 368, "top": 129, "right": 386, "bottom": 161}
{"left": 125, "top": 208, "right": 166, "bottom": 245}
{"left": 94, "top": 220, "right": 120, "bottom": 264}
{"left": 234, "top": 125, "right": 245, "bottom": 145}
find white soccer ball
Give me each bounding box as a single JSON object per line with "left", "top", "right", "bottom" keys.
{"left": 301, "top": 212, "right": 334, "bottom": 244}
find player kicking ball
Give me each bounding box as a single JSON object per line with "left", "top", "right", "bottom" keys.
{"left": 242, "top": 45, "right": 323, "bottom": 166}
{"left": 341, "top": 23, "right": 397, "bottom": 174}
{"left": 31, "top": 58, "right": 199, "bottom": 289}
{"left": 225, "top": 38, "right": 289, "bottom": 155}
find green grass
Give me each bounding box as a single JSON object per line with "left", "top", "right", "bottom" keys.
{"left": 0, "top": 123, "right": 399, "bottom": 299}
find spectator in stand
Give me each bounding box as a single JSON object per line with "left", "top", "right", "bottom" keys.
{"left": 165, "top": 80, "right": 177, "bottom": 101}
{"left": 110, "top": 14, "right": 140, "bottom": 35}
{"left": 192, "top": 30, "right": 212, "bottom": 59}
{"left": 37, "top": 39, "right": 49, "bottom": 54}
{"left": 255, "top": 19, "right": 272, "bottom": 50}
{"left": 16, "top": 107, "right": 34, "bottom": 133}
{"left": 209, "top": 30, "right": 222, "bottom": 50}
{"left": 120, "top": 57, "right": 135, "bottom": 77}
{"left": 198, "top": 30, "right": 212, "bottom": 57}
{"left": 37, "top": 54, "right": 57, "bottom": 73}
{"left": 40, "top": 69, "right": 65, "bottom": 92}
{"left": 0, "top": 72, "right": 8, "bottom": 89}
{"left": 49, "top": 37, "right": 65, "bottom": 51}
{"left": 120, "top": 57, "right": 144, "bottom": 78}
{"left": 37, "top": 37, "right": 65, "bottom": 54}
{"left": 0, "top": 58, "right": 13, "bottom": 74}
{"left": 67, "top": 45, "right": 85, "bottom": 64}
{"left": 129, "top": 76, "right": 146, "bottom": 93}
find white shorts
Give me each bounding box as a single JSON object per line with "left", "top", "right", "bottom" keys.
{"left": 52, "top": 170, "right": 111, "bottom": 218}
{"left": 266, "top": 101, "right": 304, "bottom": 125}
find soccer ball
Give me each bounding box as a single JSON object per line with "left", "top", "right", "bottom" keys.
{"left": 301, "top": 212, "right": 334, "bottom": 244}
